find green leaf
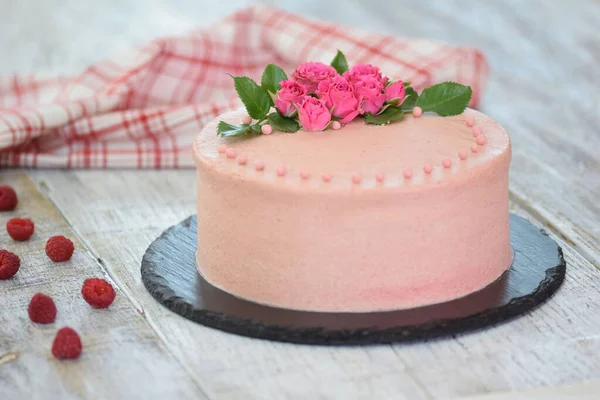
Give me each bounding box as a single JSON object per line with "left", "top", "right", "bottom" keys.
{"left": 403, "top": 81, "right": 411, "bottom": 87}
{"left": 231, "top": 75, "right": 273, "bottom": 120}
{"left": 267, "top": 112, "right": 299, "bottom": 133}
{"left": 364, "top": 107, "right": 405, "bottom": 125}
{"left": 249, "top": 124, "right": 263, "bottom": 134}
{"left": 261, "top": 64, "right": 288, "bottom": 94}
{"left": 330, "top": 50, "right": 349, "bottom": 75}
{"left": 415, "top": 82, "right": 472, "bottom": 116}
{"left": 400, "top": 87, "right": 419, "bottom": 111}
{"left": 216, "top": 121, "right": 251, "bottom": 137}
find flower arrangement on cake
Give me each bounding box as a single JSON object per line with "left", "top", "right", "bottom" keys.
{"left": 217, "top": 50, "right": 472, "bottom": 136}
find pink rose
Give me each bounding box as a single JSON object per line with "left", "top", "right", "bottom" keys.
{"left": 344, "top": 64, "right": 388, "bottom": 86}
{"left": 354, "top": 77, "right": 386, "bottom": 115}
{"left": 297, "top": 96, "right": 332, "bottom": 131}
{"left": 292, "top": 62, "right": 339, "bottom": 93}
{"left": 316, "top": 76, "right": 360, "bottom": 123}
{"left": 385, "top": 81, "right": 406, "bottom": 102}
{"left": 275, "top": 80, "right": 307, "bottom": 117}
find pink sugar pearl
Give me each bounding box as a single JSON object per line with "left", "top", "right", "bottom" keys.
{"left": 322, "top": 173, "right": 332, "bottom": 182}
{"left": 226, "top": 148, "right": 236, "bottom": 158}
{"left": 276, "top": 166, "right": 286, "bottom": 176}
{"left": 261, "top": 124, "right": 273, "bottom": 135}
{"left": 465, "top": 117, "right": 475, "bottom": 127}
{"left": 237, "top": 155, "right": 247, "bottom": 165}
{"left": 300, "top": 171, "right": 311, "bottom": 180}
{"left": 476, "top": 134, "right": 487, "bottom": 145}
{"left": 351, "top": 174, "right": 362, "bottom": 184}
{"left": 241, "top": 115, "right": 252, "bottom": 124}
{"left": 471, "top": 144, "right": 479, "bottom": 153}
{"left": 218, "top": 144, "right": 227, "bottom": 154}
{"left": 423, "top": 163, "right": 433, "bottom": 174}
{"left": 458, "top": 150, "right": 468, "bottom": 160}
{"left": 412, "top": 106, "right": 423, "bottom": 117}
{"left": 375, "top": 173, "right": 385, "bottom": 183}
{"left": 255, "top": 161, "right": 265, "bottom": 171}
{"left": 403, "top": 168, "right": 413, "bottom": 179}
{"left": 472, "top": 126, "right": 482, "bottom": 137}
{"left": 442, "top": 158, "right": 452, "bottom": 168}
{"left": 332, "top": 121, "right": 341, "bottom": 130}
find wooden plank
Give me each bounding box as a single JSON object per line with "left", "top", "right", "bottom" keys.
{"left": 28, "top": 169, "right": 600, "bottom": 399}
{"left": 0, "top": 170, "right": 207, "bottom": 400}
{"left": 462, "top": 380, "right": 600, "bottom": 400}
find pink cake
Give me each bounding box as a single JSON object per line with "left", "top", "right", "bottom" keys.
{"left": 192, "top": 53, "right": 512, "bottom": 312}
{"left": 193, "top": 107, "right": 512, "bottom": 312}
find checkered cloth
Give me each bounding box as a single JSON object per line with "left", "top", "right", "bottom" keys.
{"left": 0, "top": 6, "right": 487, "bottom": 168}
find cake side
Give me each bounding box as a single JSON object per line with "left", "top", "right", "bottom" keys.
{"left": 193, "top": 110, "right": 512, "bottom": 312}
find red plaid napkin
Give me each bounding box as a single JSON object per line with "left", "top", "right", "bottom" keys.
{"left": 0, "top": 6, "right": 487, "bottom": 169}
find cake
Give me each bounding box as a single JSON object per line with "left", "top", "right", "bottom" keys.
{"left": 193, "top": 52, "right": 512, "bottom": 312}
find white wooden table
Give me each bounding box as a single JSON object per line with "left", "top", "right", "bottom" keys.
{"left": 1, "top": 0, "right": 600, "bottom": 398}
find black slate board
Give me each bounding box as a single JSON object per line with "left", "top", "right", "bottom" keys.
{"left": 141, "top": 214, "right": 566, "bottom": 345}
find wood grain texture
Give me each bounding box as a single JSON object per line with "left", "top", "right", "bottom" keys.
{"left": 0, "top": 170, "right": 207, "bottom": 400}
{"left": 26, "top": 169, "right": 600, "bottom": 399}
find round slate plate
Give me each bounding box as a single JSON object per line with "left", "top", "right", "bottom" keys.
{"left": 141, "top": 214, "right": 566, "bottom": 346}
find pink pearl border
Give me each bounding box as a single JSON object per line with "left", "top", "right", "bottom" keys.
{"left": 218, "top": 114, "right": 490, "bottom": 185}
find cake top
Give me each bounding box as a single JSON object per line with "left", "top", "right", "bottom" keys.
{"left": 194, "top": 50, "right": 510, "bottom": 190}
{"left": 195, "top": 108, "right": 510, "bottom": 190}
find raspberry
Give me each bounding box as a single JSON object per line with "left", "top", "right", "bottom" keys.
{"left": 28, "top": 293, "right": 57, "bottom": 324}
{"left": 0, "top": 186, "right": 18, "bottom": 211}
{"left": 45, "top": 236, "right": 74, "bottom": 262}
{"left": 51, "top": 327, "right": 82, "bottom": 359}
{"left": 0, "top": 250, "right": 20, "bottom": 280}
{"left": 81, "top": 278, "right": 116, "bottom": 309}
{"left": 6, "top": 218, "right": 35, "bottom": 241}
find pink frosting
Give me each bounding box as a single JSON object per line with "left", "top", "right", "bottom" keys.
{"left": 261, "top": 124, "right": 273, "bottom": 135}
{"left": 194, "top": 108, "right": 512, "bottom": 312}
{"left": 225, "top": 148, "right": 236, "bottom": 158}
{"left": 300, "top": 171, "right": 311, "bottom": 180}
{"left": 476, "top": 134, "right": 487, "bottom": 145}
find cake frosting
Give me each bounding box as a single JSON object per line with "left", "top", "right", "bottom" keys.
{"left": 193, "top": 107, "right": 512, "bottom": 312}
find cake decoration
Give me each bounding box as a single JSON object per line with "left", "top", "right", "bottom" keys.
{"left": 217, "top": 50, "right": 473, "bottom": 137}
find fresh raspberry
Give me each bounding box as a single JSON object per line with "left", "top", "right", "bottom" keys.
{"left": 28, "top": 293, "right": 57, "bottom": 324}
{"left": 51, "top": 327, "right": 82, "bottom": 359}
{"left": 0, "top": 250, "right": 20, "bottom": 280}
{"left": 6, "top": 218, "right": 35, "bottom": 241}
{"left": 45, "top": 236, "right": 74, "bottom": 262}
{"left": 0, "top": 186, "right": 18, "bottom": 211}
{"left": 81, "top": 278, "right": 116, "bottom": 309}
